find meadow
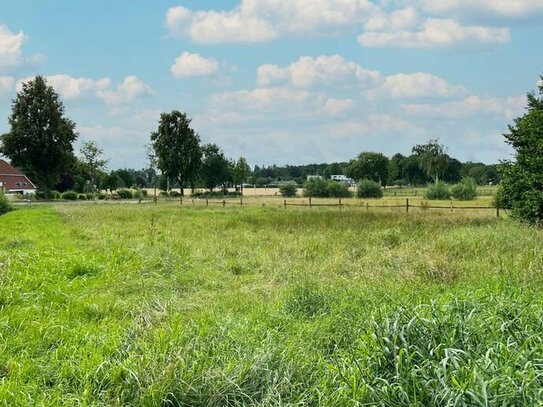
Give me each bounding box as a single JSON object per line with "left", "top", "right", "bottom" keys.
{"left": 0, "top": 201, "right": 542, "bottom": 406}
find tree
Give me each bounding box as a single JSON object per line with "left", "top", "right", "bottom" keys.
{"left": 79, "top": 141, "right": 108, "bottom": 197}
{"left": 346, "top": 152, "right": 389, "bottom": 185}
{"left": 412, "top": 139, "right": 449, "bottom": 184}
{"left": 498, "top": 77, "right": 543, "bottom": 224}
{"left": 0, "top": 76, "right": 77, "bottom": 198}
{"left": 150, "top": 111, "right": 202, "bottom": 201}
{"left": 232, "top": 157, "right": 250, "bottom": 193}
{"left": 200, "top": 144, "right": 232, "bottom": 193}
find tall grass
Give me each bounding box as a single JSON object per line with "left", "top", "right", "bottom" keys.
{"left": 0, "top": 204, "right": 542, "bottom": 405}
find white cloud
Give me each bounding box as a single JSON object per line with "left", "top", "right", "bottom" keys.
{"left": 0, "top": 76, "right": 14, "bottom": 94}
{"left": 323, "top": 98, "right": 355, "bottom": 116}
{"left": 166, "top": 1, "right": 379, "bottom": 44}
{"left": 359, "top": 17, "right": 510, "bottom": 48}
{"left": 413, "top": 0, "right": 543, "bottom": 19}
{"left": 366, "top": 72, "right": 466, "bottom": 99}
{"left": 210, "top": 86, "right": 353, "bottom": 117}
{"left": 257, "top": 55, "right": 382, "bottom": 88}
{"left": 402, "top": 95, "right": 526, "bottom": 119}
{"left": 97, "top": 76, "right": 153, "bottom": 105}
{"left": 324, "top": 114, "right": 417, "bottom": 137}
{"left": 171, "top": 52, "right": 219, "bottom": 78}
{"left": 16, "top": 74, "right": 111, "bottom": 100}
{"left": 0, "top": 24, "right": 26, "bottom": 71}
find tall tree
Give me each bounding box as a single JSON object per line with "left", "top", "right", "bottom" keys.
{"left": 412, "top": 139, "right": 449, "bottom": 184}
{"left": 498, "top": 77, "right": 543, "bottom": 224}
{"left": 0, "top": 76, "right": 77, "bottom": 198}
{"left": 79, "top": 141, "right": 108, "bottom": 197}
{"left": 346, "top": 152, "right": 389, "bottom": 185}
{"left": 232, "top": 157, "right": 250, "bottom": 193}
{"left": 150, "top": 111, "right": 202, "bottom": 200}
{"left": 200, "top": 144, "right": 232, "bottom": 192}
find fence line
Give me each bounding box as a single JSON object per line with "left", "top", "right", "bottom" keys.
{"left": 181, "top": 197, "right": 500, "bottom": 217}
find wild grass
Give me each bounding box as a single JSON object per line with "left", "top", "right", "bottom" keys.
{"left": 0, "top": 203, "right": 542, "bottom": 405}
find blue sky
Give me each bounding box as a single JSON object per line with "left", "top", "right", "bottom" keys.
{"left": 1, "top": 0, "right": 542, "bottom": 169}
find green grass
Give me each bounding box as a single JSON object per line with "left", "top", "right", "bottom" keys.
{"left": 0, "top": 204, "right": 542, "bottom": 406}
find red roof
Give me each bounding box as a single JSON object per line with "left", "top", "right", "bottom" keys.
{"left": 0, "top": 159, "right": 36, "bottom": 191}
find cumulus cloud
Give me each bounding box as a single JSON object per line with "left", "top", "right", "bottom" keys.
{"left": 366, "top": 72, "right": 466, "bottom": 99}
{"left": 166, "top": 1, "right": 379, "bottom": 43}
{"left": 210, "top": 87, "right": 353, "bottom": 117}
{"left": 17, "top": 74, "right": 111, "bottom": 99}
{"left": 97, "top": 76, "right": 153, "bottom": 105}
{"left": 359, "top": 17, "right": 510, "bottom": 48}
{"left": 0, "top": 76, "right": 14, "bottom": 94}
{"left": 0, "top": 24, "right": 26, "bottom": 71}
{"left": 324, "top": 114, "right": 417, "bottom": 138}
{"left": 257, "top": 55, "right": 381, "bottom": 88}
{"left": 402, "top": 95, "right": 526, "bottom": 119}
{"left": 413, "top": 0, "right": 543, "bottom": 19}
{"left": 171, "top": 52, "right": 219, "bottom": 78}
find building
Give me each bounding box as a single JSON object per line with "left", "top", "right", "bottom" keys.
{"left": 331, "top": 175, "right": 355, "bottom": 185}
{"left": 0, "top": 159, "right": 36, "bottom": 195}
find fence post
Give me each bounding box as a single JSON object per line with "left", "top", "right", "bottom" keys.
{"left": 222, "top": 200, "right": 226, "bottom": 208}
{"left": 406, "top": 198, "right": 409, "bottom": 214}
{"left": 284, "top": 199, "right": 287, "bottom": 209}
{"left": 240, "top": 197, "right": 243, "bottom": 207}
{"left": 450, "top": 201, "right": 453, "bottom": 213}
{"left": 366, "top": 202, "right": 369, "bottom": 211}
{"left": 497, "top": 207, "right": 500, "bottom": 218}
{"left": 309, "top": 197, "right": 312, "bottom": 209}
{"left": 206, "top": 198, "right": 209, "bottom": 207}
{"left": 339, "top": 198, "right": 342, "bottom": 212}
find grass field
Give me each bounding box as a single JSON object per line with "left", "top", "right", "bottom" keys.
{"left": 1, "top": 203, "right": 542, "bottom": 406}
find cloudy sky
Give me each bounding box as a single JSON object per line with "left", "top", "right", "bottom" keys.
{"left": 1, "top": 0, "right": 542, "bottom": 169}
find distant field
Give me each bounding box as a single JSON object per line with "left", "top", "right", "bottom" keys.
{"left": 1, "top": 204, "right": 541, "bottom": 405}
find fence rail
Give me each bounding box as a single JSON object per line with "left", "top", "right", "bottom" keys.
{"left": 181, "top": 197, "right": 501, "bottom": 217}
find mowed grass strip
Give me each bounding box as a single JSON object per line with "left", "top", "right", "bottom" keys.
{"left": 0, "top": 204, "right": 542, "bottom": 406}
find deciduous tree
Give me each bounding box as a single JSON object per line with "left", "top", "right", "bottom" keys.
{"left": 0, "top": 76, "right": 77, "bottom": 198}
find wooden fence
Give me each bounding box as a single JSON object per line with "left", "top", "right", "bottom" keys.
{"left": 175, "top": 197, "right": 501, "bottom": 217}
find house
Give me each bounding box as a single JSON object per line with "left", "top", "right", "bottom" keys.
{"left": 331, "top": 174, "right": 355, "bottom": 185}
{"left": 0, "top": 159, "right": 36, "bottom": 195}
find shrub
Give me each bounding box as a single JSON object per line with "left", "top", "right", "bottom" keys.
{"left": 78, "top": 194, "right": 87, "bottom": 200}
{"left": 85, "top": 193, "right": 93, "bottom": 200}
{"left": 356, "top": 179, "right": 383, "bottom": 198}
{"left": 61, "top": 191, "right": 78, "bottom": 200}
{"left": 279, "top": 182, "right": 298, "bottom": 197}
{"left": 424, "top": 182, "right": 450, "bottom": 200}
{"left": 451, "top": 177, "right": 477, "bottom": 200}
{"left": 141, "top": 190, "right": 148, "bottom": 197}
{"left": 0, "top": 192, "right": 13, "bottom": 215}
{"left": 159, "top": 191, "right": 169, "bottom": 198}
{"left": 117, "top": 189, "right": 133, "bottom": 199}
{"left": 97, "top": 193, "right": 107, "bottom": 200}
{"left": 169, "top": 190, "right": 181, "bottom": 198}
{"left": 304, "top": 178, "right": 352, "bottom": 198}
{"left": 50, "top": 191, "right": 61, "bottom": 200}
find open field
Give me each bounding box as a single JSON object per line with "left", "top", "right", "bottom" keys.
{"left": 1, "top": 204, "right": 542, "bottom": 405}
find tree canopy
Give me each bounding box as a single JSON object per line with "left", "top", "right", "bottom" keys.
{"left": 498, "top": 77, "right": 543, "bottom": 224}
{"left": 150, "top": 111, "right": 202, "bottom": 197}
{"left": 412, "top": 139, "right": 449, "bottom": 184}
{"left": 0, "top": 76, "right": 78, "bottom": 198}
{"left": 346, "top": 152, "right": 389, "bottom": 185}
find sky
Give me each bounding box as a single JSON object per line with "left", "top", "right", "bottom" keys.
{"left": 0, "top": 0, "right": 542, "bottom": 170}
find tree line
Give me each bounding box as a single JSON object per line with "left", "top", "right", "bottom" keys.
{"left": 2, "top": 75, "right": 542, "bottom": 226}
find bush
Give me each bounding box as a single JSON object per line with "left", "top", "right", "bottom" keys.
{"left": 0, "top": 192, "right": 13, "bottom": 215}
{"left": 356, "top": 179, "right": 383, "bottom": 198}
{"left": 159, "top": 191, "right": 169, "bottom": 198}
{"left": 117, "top": 189, "right": 133, "bottom": 199}
{"left": 61, "top": 191, "right": 78, "bottom": 201}
{"left": 78, "top": 194, "right": 87, "bottom": 200}
{"left": 303, "top": 178, "right": 353, "bottom": 198}
{"left": 141, "top": 190, "right": 148, "bottom": 197}
{"left": 50, "top": 191, "right": 61, "bottom": 200}
{"left": 451, "top": 177, "right": 477, "bottom": 200}
{"left": 424, "top": 182, "right": 451, "bottom": 200}
{"left": 279, "top": 183, "right": 298, "bottom": 197}
{"left": 169, "top": 190, "right": 181, "bottom": 198}
{"left": 97, "top": 193, "right": 107, "bottom": 200}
